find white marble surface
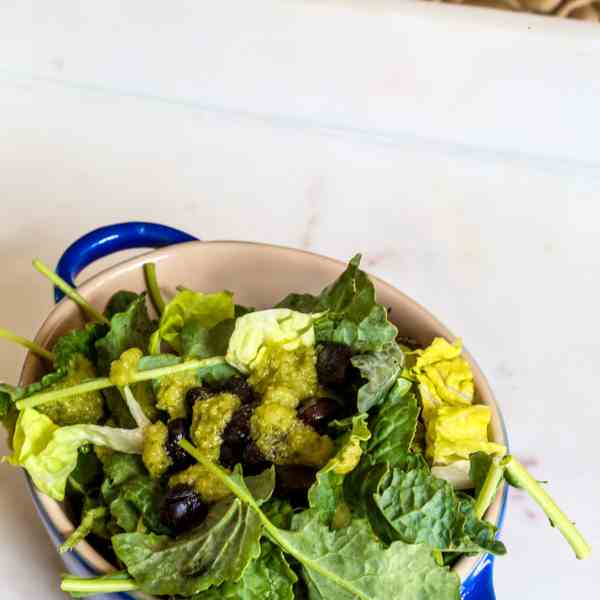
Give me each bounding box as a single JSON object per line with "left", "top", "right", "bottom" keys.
{"left": 1, "top": 2, "right": 599, "bottom": 598}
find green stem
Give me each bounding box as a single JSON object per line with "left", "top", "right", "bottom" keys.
{"left": 179, "top": 439, "right": 258, "bottom": 508}
{"left": 473, "top": 460, "right": 505, "bottom": 519}
{"left": 503, "top": 455, "right": 592, "bottom": 560}
{"left": 16, "top": 357, "right": 225, "bottom": 410}
{"left": 0, "top": 327, "right": 55, "bottom": 362}
{"left": 33, "top": 259, "right": 109, "bottom": 325}
{"left": 143, "top": 262, "right": 166, "bottom": 315}
{"left": 16, "top": 377, "right": 112, "bottom": 410}
{"left": 61, "top": 574, "right": 138, "bottom": 595}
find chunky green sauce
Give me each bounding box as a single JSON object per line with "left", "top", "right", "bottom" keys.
{"left": 142, "top": 421, "right": 171, "bottom": 479}
{"left": 169, "top": 464, "right": 231, "bottom": 503}
{"left": 38, "top": 355, "right": 104, "bottom": 426}
{"left": 191, "top": 392, "right": 240, "bottom": 462}
{"left": 249, "top": 345, "right": 334, "bottom": 468}
{"left": 155, "top": 369, "right": 199, "bottom": 419}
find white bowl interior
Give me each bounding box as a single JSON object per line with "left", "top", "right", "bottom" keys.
{"left": 19, "top": 240, "right": 507, "bottom": 589}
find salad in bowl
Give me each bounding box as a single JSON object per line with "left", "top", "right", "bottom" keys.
{"left": 0, "top": 248, "right": 590, "bottom": 599}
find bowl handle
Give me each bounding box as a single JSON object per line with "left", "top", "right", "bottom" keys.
{"left": 54, "top": 222, "right": 198, "bottom": 303}
{"left": 461, "top": 554, "right": 496, "bottom": 600}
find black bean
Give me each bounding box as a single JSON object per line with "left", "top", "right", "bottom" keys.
{"left": 298, "top": 398, "right": 339, "bottom": 434}
{"left": 207, "top": 376, "right": 255, "bottom": 405}
{"left": 242, "top": 442, "right": 271, "bottom": 475}
{"left": 160, "top": 484, "right": 207, "bottom": 534}
{"left": 165, "top": 418, "right": 194, "bottom": 473}
{"left": 316, "top": 342, "right": 353, "bottom": 387}
{"left": 185, "top": 386, "right": 214, "bottom": 417}
{"left": 275, "top": 465, "right": 316, "bottom": 507}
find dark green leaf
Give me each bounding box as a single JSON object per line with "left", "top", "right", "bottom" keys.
{"left": 112, "top": 468, "right": 276, "bottom": 596}
{"left": 197, "top": 361, "right": 240, "bottom": 385}
{"left": 367, "top": 382, "right": 419, "bottom": 466}
{"left": 68, "top": 448, "right": 102, "bottom": 496}
{"left": 277, "top": 254, "right": 397, "bottom": 353}
{"left": 372, "top": 468, "right": 506, "bottom": 556}
{"left": 181, "top": 317, "right": 236, "bottom": 359}
{"left": 308, "top": 413, "right": 370, "bottom": 527}
{"left": 469, "top": 452, "right": 494, "bottom": 497}
{"left": 104, "top": 291, "right": 140, "bottom": 320}
{"left": 191, "top": 541, "right": 297, "bottom": 600}
{"left": 352, "top": 342, "right": 404, "bottom": 412}
{"left": 100, "top": 453, "right": 169, "bottom": 535}
{"left": 95, "top": 295, "right": 156, "bottom": 375}
{"left": 60, "top": 506, "right": 108, "bottom": 553}
{"left": 52, "top": 323, "right": 108, "bottom": 371}
{"left": 276, "top": 509, "right": 460, "bottom": 600}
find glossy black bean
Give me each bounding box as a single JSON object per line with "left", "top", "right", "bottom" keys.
{"left": 298, "top": 398, "right": 339, "bottom": 434}
{"left": 160, "top": 484, "right": 207, "bottom": 533}
{"left": 185, "top": 386, "right": 214, "bottom": 417}
{"left": 207, "top": 376, "right": 255, "bottom": 405}
{"left": 165, "top": 418, "right": 194, "bottom": 473}
{"left": 275, "top": 465, "right": 316, "bottom": 507}
{"left": 316, "top": 342, "right": 353, "bottom": 387}
{"left": 242, "top": 442, "right": 271, "bottom": 475}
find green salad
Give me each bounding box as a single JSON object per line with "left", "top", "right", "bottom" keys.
{"left": 0, "top": 254, "right": 590, "bottom": 599}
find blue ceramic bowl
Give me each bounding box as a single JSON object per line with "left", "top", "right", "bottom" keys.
{"left": 19, "top": 223, "right": 508, "bottom": 600}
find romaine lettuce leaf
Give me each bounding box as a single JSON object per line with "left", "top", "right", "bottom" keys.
{"left": 112, "top": 467, "right": 275, "bottom": 596}
{"left": 225, "top": 309, "right": 320, "bottom": 374}
{"left": 149, "top": 289, "right": 234, "bottom": 355}
{"left": 412, "top": 338, "right": 474, "bottom": 422}
{"left": 5, "top": 409, "right": 144, "bottom": 500}
{"left": 426, "top": 405, "right": 506, "bottom": 465}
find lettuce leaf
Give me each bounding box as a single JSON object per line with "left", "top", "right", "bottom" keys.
{"left": 426, "top": 405, "right": 506, "bottom": 465}
{"left": 277, "top": 254, "right": 397, "bottom": 353}
{"left": 412, "top": 338, "right": 474, "bottom": 422}
{"left": 6, "top": 409, "right": 144, "bottom": 500}
{"left": 351, "top": 342, "right": 405, "bottom": 412}
{"left": 112, "top": 467, "right": 275, "bottom": 596}
{"left": 149, "top": 289, "right": 234, "bottom": 355}
{"left": 411, "top": 338, "right": 506, "bottom": 466}
{"left": 225, "top": 309, "right": 320, "bottom": 374}
{"left": 190, "top": 541, "right": 297, "bottom": 600}
{"left": 308, "top": 413, "right": 370, "bottom": 527}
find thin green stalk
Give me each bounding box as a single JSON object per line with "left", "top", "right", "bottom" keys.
{"left": 33, "top": 259, "right": 109, "bottom": 325}
{"left": 61, "top": 573, "right": 138, "bottom": 595}
{"left": 179, "top": 439, "right": 258, "bottom": 507}
{"left": 0, "top": 327, "right": 55, "bottom": 362}
{"left": 503, "top": 455, "right": 591, "bottom": 559}
{"left": 16, "top": 378, "right": 112, "bottom": 410}
{"left": 473, "top": 460, "right": 505, "bottom": 519}
{"left": 143, "top": 262, "right": 165, "bottom": 315}
{"left": 16, "top": 357, "right": 224, "bottom": 410}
